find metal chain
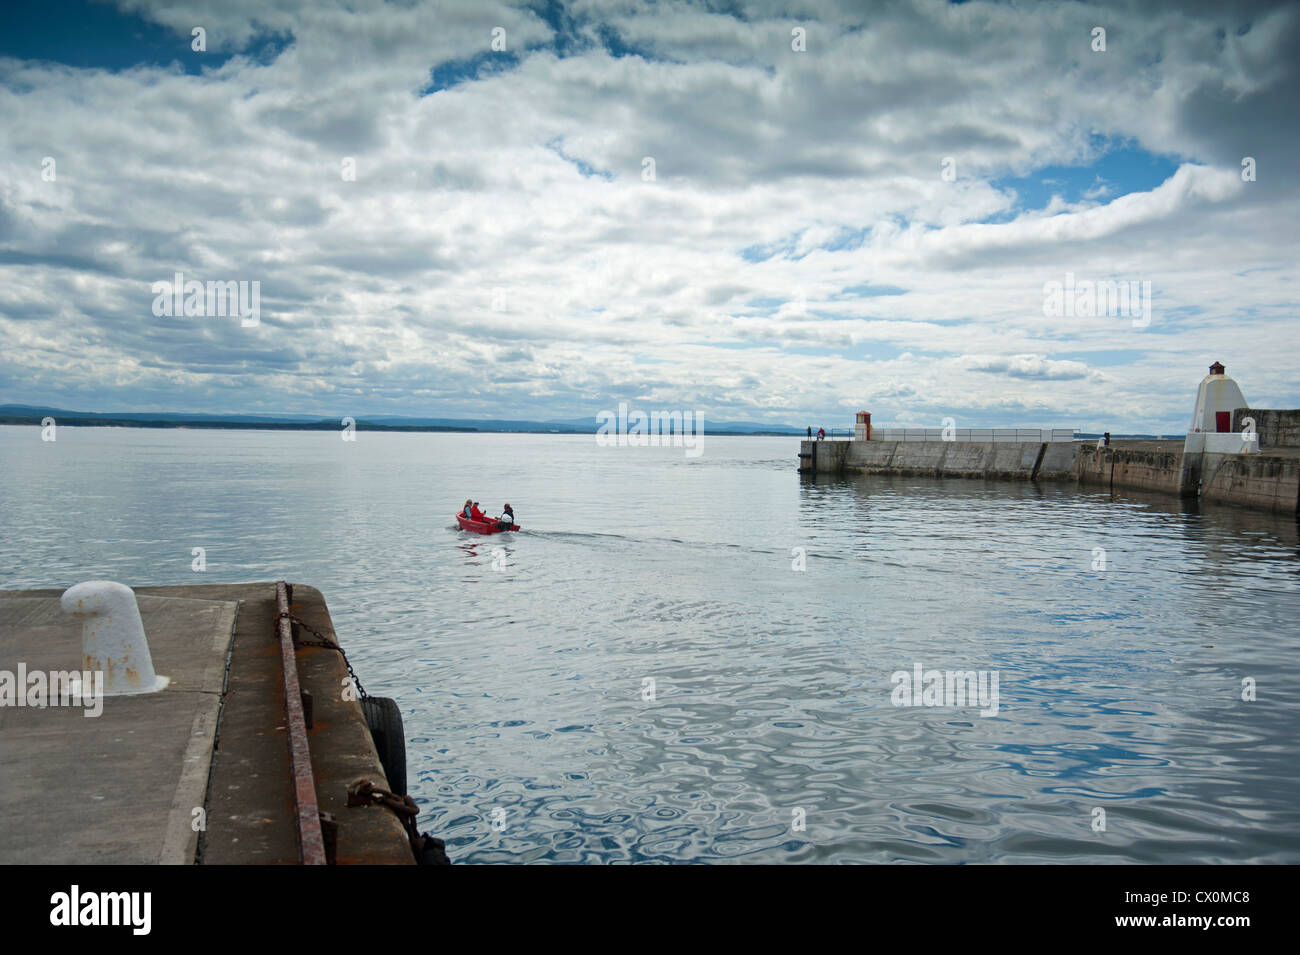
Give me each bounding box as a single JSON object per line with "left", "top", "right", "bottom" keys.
{"left": 281, "top": 611, "right": 368, "bottom": 699}
{"left": 346, "top": 778, "right": 441, "bottom": 862}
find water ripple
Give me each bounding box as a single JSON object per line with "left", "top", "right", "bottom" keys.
{"left": 2, "top": 428, "right": 1298, "bottom": 863}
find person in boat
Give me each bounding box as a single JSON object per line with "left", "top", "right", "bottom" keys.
{"left": 469, "top": 501, "right": 488, "bottom": 522}
{"left": 462, "top": 499, "right": 473, "bottom": 519}
{"left": 496, "top": 503, "right": 514, "bottom": 530}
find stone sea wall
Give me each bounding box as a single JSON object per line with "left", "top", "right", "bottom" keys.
{"left": 1234, "top": 408, "right": 1300, "bottom": 449}
{"left": 800, "top": 439, "right": 1300, "bottom": 516}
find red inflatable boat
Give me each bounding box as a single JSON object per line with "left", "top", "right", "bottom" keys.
{"left": 456, "top": 514, "right": 520, "bottom": 535}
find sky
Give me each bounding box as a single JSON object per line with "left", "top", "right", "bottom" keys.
{"left": 1, "top": 0, "right": 1297, "bottom": 433}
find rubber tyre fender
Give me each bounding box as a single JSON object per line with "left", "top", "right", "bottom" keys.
{"left": 361, "top": 696, "right": 407, "bottom": 796}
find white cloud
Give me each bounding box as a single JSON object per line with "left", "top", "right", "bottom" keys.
{"left": 0, "top": 0, "right": 1297, "bottom": 434}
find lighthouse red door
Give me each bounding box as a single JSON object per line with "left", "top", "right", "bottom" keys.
{"left": 1215, "top": 411, "right": 1231, "bottom": 432}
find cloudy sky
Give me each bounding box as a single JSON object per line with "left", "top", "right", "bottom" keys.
{"left": 1, "top": 0, "right": 1296, "bottom": 432}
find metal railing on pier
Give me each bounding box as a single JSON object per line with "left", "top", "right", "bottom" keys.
{"left": 867, "top": 428, "right": 1074, "bottom": 443}
{"left": 805, "top": 429, "right": 855, "bottom": 440}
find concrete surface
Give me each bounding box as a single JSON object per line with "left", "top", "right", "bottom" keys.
{"left": 184, "top": 582, "right": 413, "bottom": 865}
{"left": 1078, "top": 444, "right": 1186, "bottom": 497}
{"left": 0, "top": 582, "right": 414, "bottom": 865}
{"left": 1199, "top": 451, "right": 1300, "bottom": 513}
{"left": 1234, "top": 408, "right": 1300, "bottom": 449}
{"left": 0, "top": 592, "right": 235, "bottom": 864}
{"left": 833, "top": 440, "right": 1066, "bottom": 481}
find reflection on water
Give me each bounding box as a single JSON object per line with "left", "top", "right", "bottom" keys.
{"left": 1, "top": 427, "right": 1297, "bottom": 863}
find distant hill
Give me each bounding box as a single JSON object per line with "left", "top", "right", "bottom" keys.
{"left": 0, "top": 405, "right": 805, "bottom": 435}
{"left": 0, "top": 405, "right": 477, "bottom": 432}
{"left": 1076, "top": 432, "right": 1171, "bottom": 440}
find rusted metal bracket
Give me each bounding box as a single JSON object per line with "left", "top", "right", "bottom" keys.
{"left": 276, "top": 581, "right": 327, "bottom": 865}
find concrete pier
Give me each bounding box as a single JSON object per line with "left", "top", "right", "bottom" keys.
{"left": 801, "top": 438, "right": 1300, "bottom": 516}
{"left": 0, "top": 582, "right": 414, "bottom": 865}
{"left": 800, "top": 438, "right": 1075, "bottom": 482}
{"left": 1077, "top": 440, "right": 1300, "bottom": 514}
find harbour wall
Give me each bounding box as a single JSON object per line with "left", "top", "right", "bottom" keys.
{"left": 1076, "top": 445, "right": 1187, "bottom": 497}
{"left": 1193, "top": 451, "right": 1300, "bottom": 513}
{"left": 1233, "top": 408, "right": 1300, "bottom": 449}
{"left": 800, "top": 439, "right": 1300, "bottom": 516}
{"left": 803, "top": 439, "right": 1076, "bottom": 481}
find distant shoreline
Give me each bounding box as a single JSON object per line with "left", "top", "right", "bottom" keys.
{"left": 0, "top": 413, "right": 1159, "bottom": 440}
{"left": 0, "top": 416, "right": 477, "bottom": 433}
{"left": 0, "top": 414, "right": 800, "bottom": 437}
{"left": 1, "top": 419, "right": 1161, "bottom": 439}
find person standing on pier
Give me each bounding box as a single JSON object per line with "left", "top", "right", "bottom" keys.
{"left": 817, "top": 427, "right": 825, "bottom": 441}
{"left": 807, "top": 426, "right": 812, "bottom": 438}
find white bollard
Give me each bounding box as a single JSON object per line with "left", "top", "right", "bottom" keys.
{"left": 60, "top": 581, "right": 169, "bottom": 695}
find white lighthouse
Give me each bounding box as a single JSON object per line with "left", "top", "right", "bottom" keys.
{"left": 1185, "top": 361, "right": 1256, "bottom": 454}
{"left": 1189, "top": 361, "right": 1248, "bottom": 434}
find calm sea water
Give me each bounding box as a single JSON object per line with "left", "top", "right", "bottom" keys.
{"left": 2, "top": 426, "right": 1298, "bottom": 864}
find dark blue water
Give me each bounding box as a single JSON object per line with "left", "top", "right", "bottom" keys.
{"left": 2, "top": 426, "right": 1297, "bottom": 863}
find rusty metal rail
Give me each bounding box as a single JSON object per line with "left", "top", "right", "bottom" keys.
{"left": 275, "top": 581, "right": 327, "bottom": 865}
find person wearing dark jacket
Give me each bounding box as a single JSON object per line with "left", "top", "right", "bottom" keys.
{"left": 497, "top": 504, "right": 515, "bottom": 530}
